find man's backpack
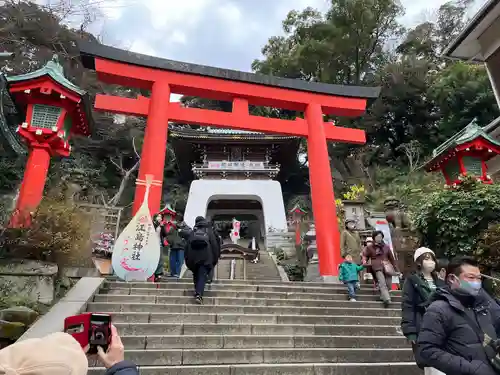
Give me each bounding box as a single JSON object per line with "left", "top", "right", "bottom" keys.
{"left": 189, "top": 227, "right": 210, "bottom": 250}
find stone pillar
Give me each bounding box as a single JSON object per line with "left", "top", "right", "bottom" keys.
{"left": 132, "top": 81, "right": 170, "bottom": 215}
{"left": 305, "top": 103, "right": 340, "bottom": 277}
{"left": 9, "top": 146, "right": 51, "bottom": 227}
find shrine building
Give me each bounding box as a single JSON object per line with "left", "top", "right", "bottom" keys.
{"left": 442, "top": 0, "right": 500, "bottom": 178}
{"left": 169, "top": 127, "right": 300, "bottom": 239}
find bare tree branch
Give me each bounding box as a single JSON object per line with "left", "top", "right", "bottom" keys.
{"left": 106, "top": 137, "right": 142, "bottom": 207}
{"left": 108, "top": 156, "right": 124, "bottom": 174}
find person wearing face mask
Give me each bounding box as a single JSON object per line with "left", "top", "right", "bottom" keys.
{"left": 340, "top": 219, "right": 362, "bottom": 259}
{"left": 417, "top": 256, "right": 500, "bottom": 375}
{"left": 362, "top": 230, "right": 400, "bottom": 308}
{"left": 401, "top": 247, "right": 445, "bottom": 375}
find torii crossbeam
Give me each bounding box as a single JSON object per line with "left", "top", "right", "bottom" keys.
{"left": 79, "top": 41, "right": 380, "bottom": 278}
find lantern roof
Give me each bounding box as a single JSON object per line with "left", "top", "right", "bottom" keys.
{"left": 159, "top": 204, "right": 177, "bottom": 217}
{"left": 288, "top": 204, "right": 307, "bottom": 215}
{"left": 5, "top": 55, "right": 93, "bottom": 137}
{"left": 6, "top": 55, "right": 86, "bottom": 96}
{"left": 424, "top": 119, "right": 500, "bottom": 170}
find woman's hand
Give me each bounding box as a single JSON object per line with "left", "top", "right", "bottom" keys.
{"left": 97, "top": 325, "right": 125, "bottom": 369}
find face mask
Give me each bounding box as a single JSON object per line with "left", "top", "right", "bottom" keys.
{"left": 451, "top": 275, "right": 482, "bottom": 296}
{"left": 422, "top": 260, "right": 436, "bottom": 273}
{"left": 459, "top": 280, "right": 482, "bottom": 296}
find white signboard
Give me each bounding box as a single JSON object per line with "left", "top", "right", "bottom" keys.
{"left": 112, "top": 181, "right": 160, "bottom": 281}
{"left": 208, "top": 161, "right": 265, "bottom": 169}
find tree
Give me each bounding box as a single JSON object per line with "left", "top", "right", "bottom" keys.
{"left": 252, "top": 0, "right": 404, "bottom": 86}
{"left": 429, "top": 62, "right": 499, "bottom": 141}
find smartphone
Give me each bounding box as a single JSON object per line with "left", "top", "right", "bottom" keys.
{"left": 64, "top": 313, "right": 111, "bottom": 354}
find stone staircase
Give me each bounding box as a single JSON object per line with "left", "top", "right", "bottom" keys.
{"left": 87, "top": 279, "right": 419, "bottom": 375}
{"left": 183, "top": 243, "right": 281, "bottom": 281}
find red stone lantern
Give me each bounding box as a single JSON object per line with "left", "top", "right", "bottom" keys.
{"left": 7, "top": 55, "right": 92, "bottom": 227}
{"left": 289, "top": 204, "right": 307, "bottom": 246}
{"left": 424, "top": 121, "right": 500, "bottom": 186}
{"left": 159, "top": 204, "right": 177, "bottom": 222}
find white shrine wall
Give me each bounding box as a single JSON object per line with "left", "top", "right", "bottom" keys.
{"left": 184, "top": 180, "right": 288, "bottom": 234}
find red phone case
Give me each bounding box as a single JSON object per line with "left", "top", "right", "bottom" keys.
{"left": 64, "top": 312, "right": 111, "bottom": 352}
{"left": 64, "top": 312, "right": 92, "bottom": 348}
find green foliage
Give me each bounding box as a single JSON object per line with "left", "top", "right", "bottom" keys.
{"left": 366, "top": 167, "right": 442, "bottom": 211}
{"left": 274, "top": 248, "right": 286, "bottom": 263}
{"left": 477, "top": 224, "right": 500, "bottom": 271}
{"left": 283, "top": 264, "right": 306, "bottom": 281}
{"left": 413, "top": 176, "right": 500, "bottom": 259}
{"left": 3, "top": 198, "right": 93, "bottom": 268}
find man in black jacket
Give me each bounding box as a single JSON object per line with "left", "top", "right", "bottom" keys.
{"left": 417, "top": 256, "right": 500, "bottom": 375}
{"left": 184, "top": 216, "right": 221, "bottom": 304}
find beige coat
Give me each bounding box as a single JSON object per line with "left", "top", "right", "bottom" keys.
{"left": 340, "top": 229, "right": 361, "bottom": 258}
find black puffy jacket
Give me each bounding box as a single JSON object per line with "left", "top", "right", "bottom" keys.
{"left": 184, "top": 219, "right": 220, "bottom": 270}
{"left": 105, "top": 361, "right": 139, "bottom": 375}
{"left": 416, "top": 287, "right": 500, "bottom": 375}
{"left": 401, "top": 272, "right": 445, "bottom": 338}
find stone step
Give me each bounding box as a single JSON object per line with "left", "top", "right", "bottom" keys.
{"left": 88, "top": 362, "right": 420, "bottom": 375}
{"left": 112, "top": 322, "right": 402, "bottom": 336}
{"left": 104, "top": 281, "right": 401, "bottom": 295}
{"left": 105, "top": 279, "right": 399, "bottom": 288}
{"left": 91, "top": 347, "right": 414, "bottom": 366}
{"left": 99, "top": 287, "right": 403, "bottom": 302}
{"left": 103, "top": 311, "right": 401, "bottom": 325}
{"left": 120, "top": 334, "right": 407, "bottom": 349}
{"left": 93, "top": 294, "right": 400, "bottom": 309}
{"left": 87, "top": 302, "right": 400, "bottom": 317}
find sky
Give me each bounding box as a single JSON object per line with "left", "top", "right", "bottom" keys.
{"left": 39, "top": 0, "right": 485, "bottom": 101}
{"left": 84, "top": 0, "right": 484, "bottom": 71}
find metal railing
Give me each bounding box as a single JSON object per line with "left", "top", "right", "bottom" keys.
{"left": 230, "top": 259, "right": 236, "bottom": 280}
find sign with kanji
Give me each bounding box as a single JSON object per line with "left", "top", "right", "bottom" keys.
{"left": 112, "top": 180, "right": 160, "bottom": 281}
{"left": 208, "top": 161, "right": 265, "bottom": 170}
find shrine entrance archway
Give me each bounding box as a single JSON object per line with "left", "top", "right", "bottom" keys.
{"left": 184, "top": 180, "right": 287, "bottom": 235}
{"left": 79, "top": 41, "right": 380, "bottom": 278}
{"left": 206, "top": 200, "right": 264, "bottom": 241}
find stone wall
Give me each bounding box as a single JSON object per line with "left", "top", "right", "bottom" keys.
{"left": 0, "top": 260, "right": 58, "bottom": 304}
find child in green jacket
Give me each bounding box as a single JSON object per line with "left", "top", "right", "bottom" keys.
{"left": 339, "top": 254, "right": 365, "bottom": 301}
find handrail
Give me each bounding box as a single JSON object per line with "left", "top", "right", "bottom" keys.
{"left": 230, "top": 259, "right": 236, "bottom": 280}
{"left": 482, "top": 273, "right": 500, "bottom": 283}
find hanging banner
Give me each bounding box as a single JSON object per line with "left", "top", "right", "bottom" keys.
{"left": 375, "top": 220, "right": 399, "bottom": 285}
{"left": 112, "top": 176, "right": 160, "bottom": 281}
{"left": 230, "top": 218, "right": 241, "bottom": 244}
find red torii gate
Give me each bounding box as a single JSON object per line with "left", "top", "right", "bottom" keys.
{"left": 79, "top": 41, "right": 380, "bottom": 277}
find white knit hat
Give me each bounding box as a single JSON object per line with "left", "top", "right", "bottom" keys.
{"left": 413, "top": 247, "right": 435, "bottom": 262}
{"left": 0, "top": 332, "right": 88, "bottom": 375}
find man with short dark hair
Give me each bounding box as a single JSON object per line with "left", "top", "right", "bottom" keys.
{"left": 417, "top": 256, "right": 500, "bottom": 375}
{"left": 184, "top": 216, "right": 220, "bottom": 304}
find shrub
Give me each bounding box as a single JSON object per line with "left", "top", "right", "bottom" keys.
{"left": 414, "top": 176, "right": 500, "bottom": 259}
{"left": 2, "top": 197, "right": 93, "bottom": 268}
{"left": 477, "top": 224, "right": 500, "bottom": 272}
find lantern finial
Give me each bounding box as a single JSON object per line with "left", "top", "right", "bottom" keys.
{"left": 46, "top": 54, "right": 64, "bottom": 75}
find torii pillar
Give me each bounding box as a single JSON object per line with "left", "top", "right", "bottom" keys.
{"left": 79, "top": 41, "right": 380, "bottom": 278}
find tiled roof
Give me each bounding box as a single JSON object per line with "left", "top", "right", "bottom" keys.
{"left": 432, "top": 119, "right": 500, "bottom": 159}
{"left": 169, "top": 127, "right": 296, "bottom": 140}
{"left": 6, "top": 55, "right": 86, "bottom": 96}
{"left": 206, "top": 128, "right": 262, "bottom": 135}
